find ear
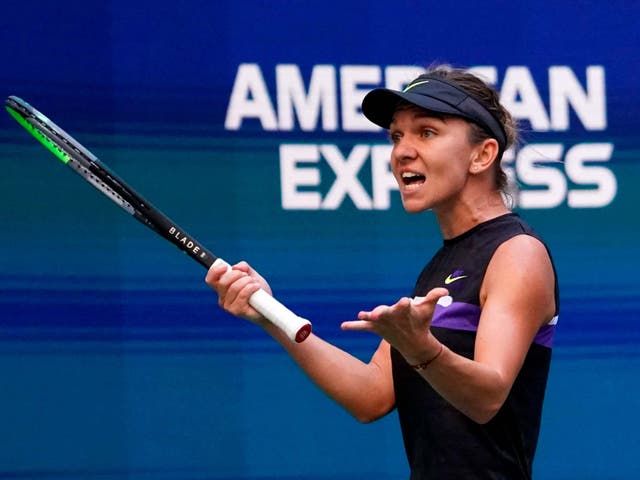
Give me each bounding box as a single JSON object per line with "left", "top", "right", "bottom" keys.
{"left": 469, "top": 138, "right": 500, "bottom": 174}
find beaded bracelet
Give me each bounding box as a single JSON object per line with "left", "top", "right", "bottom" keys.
{"left": 410, "top": 344, "right": 444, "bottom": 371}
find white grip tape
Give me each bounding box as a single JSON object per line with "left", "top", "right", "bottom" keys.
{"left": 213, "top": 258, "right": 312, "bottom": 343}
{"left": 248, "top": 289, "right": 311, "bottom": 343}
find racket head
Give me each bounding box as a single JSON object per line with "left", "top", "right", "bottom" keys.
{"left": 5, "top": 96, "right": 73, "bottom": 164}
{"left": 6, "top": 96, "right": 142, "bottom": 216}
{"left": 9, "top": 97, "right": 101, "bottom": 161}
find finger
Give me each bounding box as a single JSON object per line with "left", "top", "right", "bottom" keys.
{"left": 222, "top": 274, "right": 258, "bottom": 308}
{"left": 412, "top": 288, "right": 449, "bottom": 306}
{"left": 394, "top": 297, "right": 413, "bottom": 310}
{"left": 221, "top": 268, "right": 247, "bottom": 289}
{"left": 233, "top": 279, "right": 263, "bottom": 306}
{"left": 369, "top": 297, "right": 411, "bottom": 319}
{"left": 341, "top": 320, "right": 375, "bottom": 331}
{"left": 221, "top": 279, "right": 263, "bottom": 319}
{"left": 364, "top": 303, "right": 396, "bottom": 321}
{"left": 205, "top": 261, "right": 231, "bottom": 286}
{"left": 231, "top": 261, "right": 252, "bottom": 274}
{"left": 425, "top": 287, "right": 449, "bottom": 303}
{"left": 213, "top": 269, "right": 251, "bottom": 306}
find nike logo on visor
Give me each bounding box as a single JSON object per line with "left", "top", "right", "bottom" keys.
{"left": 403, "top": 80, "right": 429, "bottom": 92}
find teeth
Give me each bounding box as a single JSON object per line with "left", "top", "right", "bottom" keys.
{"left": 401, "top": 171, "right": 426, "bottom": 191}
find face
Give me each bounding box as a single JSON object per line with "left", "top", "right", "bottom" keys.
{"left": 389, "top": 107, "right": 478, "bottom": 213}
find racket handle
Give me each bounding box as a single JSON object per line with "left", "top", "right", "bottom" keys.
{"left": 213, "top": 259, "right": 312, "bottom": 343}
{"left": 248, "top": 289, "right": 312, "bottom": 343}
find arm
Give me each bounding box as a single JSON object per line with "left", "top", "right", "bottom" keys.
{"left": 343, "top": 234, "right": 556, "bottom": 424}
{"left": 205, "top": 261, "right": 395, "bottom": 423}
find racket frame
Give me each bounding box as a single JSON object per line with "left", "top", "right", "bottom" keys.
{"left": 5, "top": 96, "right": 312, "bottom": 343}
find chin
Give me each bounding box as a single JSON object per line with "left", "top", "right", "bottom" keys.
{"left": 401, "top": 198, "right": 429, "bottom": 213}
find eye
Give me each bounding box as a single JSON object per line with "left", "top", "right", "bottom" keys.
{"left": 389, "top": 132, "right": 402, "bottom": 144}
{"left": 421, "top": 129, "right": 436, "bottom": 138}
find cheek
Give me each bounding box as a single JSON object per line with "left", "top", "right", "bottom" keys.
{"left": 389, "top": 155, "right": 404, "bottom": 180}
{"left": 430, "top": 157, "right": 470, "bottom": 194}
{"left": 437, "top": 143, "right": 473, "bottom": 177}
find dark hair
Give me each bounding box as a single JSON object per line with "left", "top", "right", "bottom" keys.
{"left": 422, "top": 65, "right": 518, "bottom": 194}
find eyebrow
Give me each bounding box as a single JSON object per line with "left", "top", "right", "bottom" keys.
{"left": 412, "top": 110, "right": 448, "bottom": 122}
{"left": 390, "top": 109, "right": 449, "bottom": 128}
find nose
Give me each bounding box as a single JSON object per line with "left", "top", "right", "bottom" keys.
{"left": 392, "top": 137, "right": 418, "bottom": 165}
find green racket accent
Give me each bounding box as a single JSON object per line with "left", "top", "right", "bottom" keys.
{"left": 5, "top": 105, "right": 70, "bottom": 164}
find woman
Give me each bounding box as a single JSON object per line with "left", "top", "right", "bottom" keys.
{"left": 206, "top": 65, "right": 558, "bottom": 479}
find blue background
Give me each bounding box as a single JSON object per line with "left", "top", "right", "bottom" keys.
{"left": 1, "top": 1, "right": 639, "bottom": 478}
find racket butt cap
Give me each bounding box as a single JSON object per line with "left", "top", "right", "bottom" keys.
{"left": 294, "top": 323, "right": 312, "bottom": 343}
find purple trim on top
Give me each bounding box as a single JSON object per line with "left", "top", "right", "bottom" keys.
{"left": 533, "top": 324, "right": 555, "bottom": 348}
{"left": 431, "top": 301, "right": 556, "bottom": 347}
{"left": 431, "top": 302, "right": 481, "bottom": 332}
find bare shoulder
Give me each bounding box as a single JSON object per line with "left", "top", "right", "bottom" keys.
{"left": 488, "top": 233, "right": 554, "bottom": 277}
{"left": 480, "top": 233, "right": 556, "bottom": 324}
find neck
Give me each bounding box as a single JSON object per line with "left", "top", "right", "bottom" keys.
{"left": 434, "top": 190, "right": 510, "bottom": 239}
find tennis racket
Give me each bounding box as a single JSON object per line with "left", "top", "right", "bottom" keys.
{"left": 5, "top": 95, "right": 312, "bottom": 343}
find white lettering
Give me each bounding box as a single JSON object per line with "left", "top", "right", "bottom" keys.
{"left": 550, "top": 65, "right": 606, "bottom": 131}
{"left": 321, "top": 145, "right": 371, "bottom": 210}
{"left": 565, "top": 143, "right": 616, "bottom": 207}
{"left": 276, "top": 64, "right": 337, "bottom": 131}
{"left": 224, "top": 63, "right": 616, "bottom": 212}
{"left": 340, "top": 65, "right": 381, "bottom": 131}
{"left": 371, "top": 145, "right": 396, "bottom": 209}
{"left": 280, "top": 144, "right": 322, "bottom": 209}
{"left": 516, "top": 144, "right": 566, "bottom": 208}
{"left": 225, "top": 63, "right": 277, "bottom": 130}
{"left": 500, "top": 66, "right": 550, "bottom": 131}
{"left": 279, "top": 142, "right": 617, "bottom": 211}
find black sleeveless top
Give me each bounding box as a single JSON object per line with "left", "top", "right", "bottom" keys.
{"left": 391, "top": 213, "right": 559, "bottom": 479}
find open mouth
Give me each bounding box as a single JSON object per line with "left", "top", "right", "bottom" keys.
{"left": 401, "top": 171, "right": 426, "bottom": 190}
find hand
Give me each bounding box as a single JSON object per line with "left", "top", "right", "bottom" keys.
{"left": 341, "top": 288, "right": 449, "bottom": 364}
{"left": 205, "top": 261, "right": 273, "bottom": 326}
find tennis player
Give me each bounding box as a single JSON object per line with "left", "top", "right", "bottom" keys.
{"left": 206, "top": 65, "right": 558, "bottom": 479}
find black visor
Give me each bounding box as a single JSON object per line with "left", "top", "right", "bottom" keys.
{"left": 361, "top": 75, "right": 507, "bottom": 151}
